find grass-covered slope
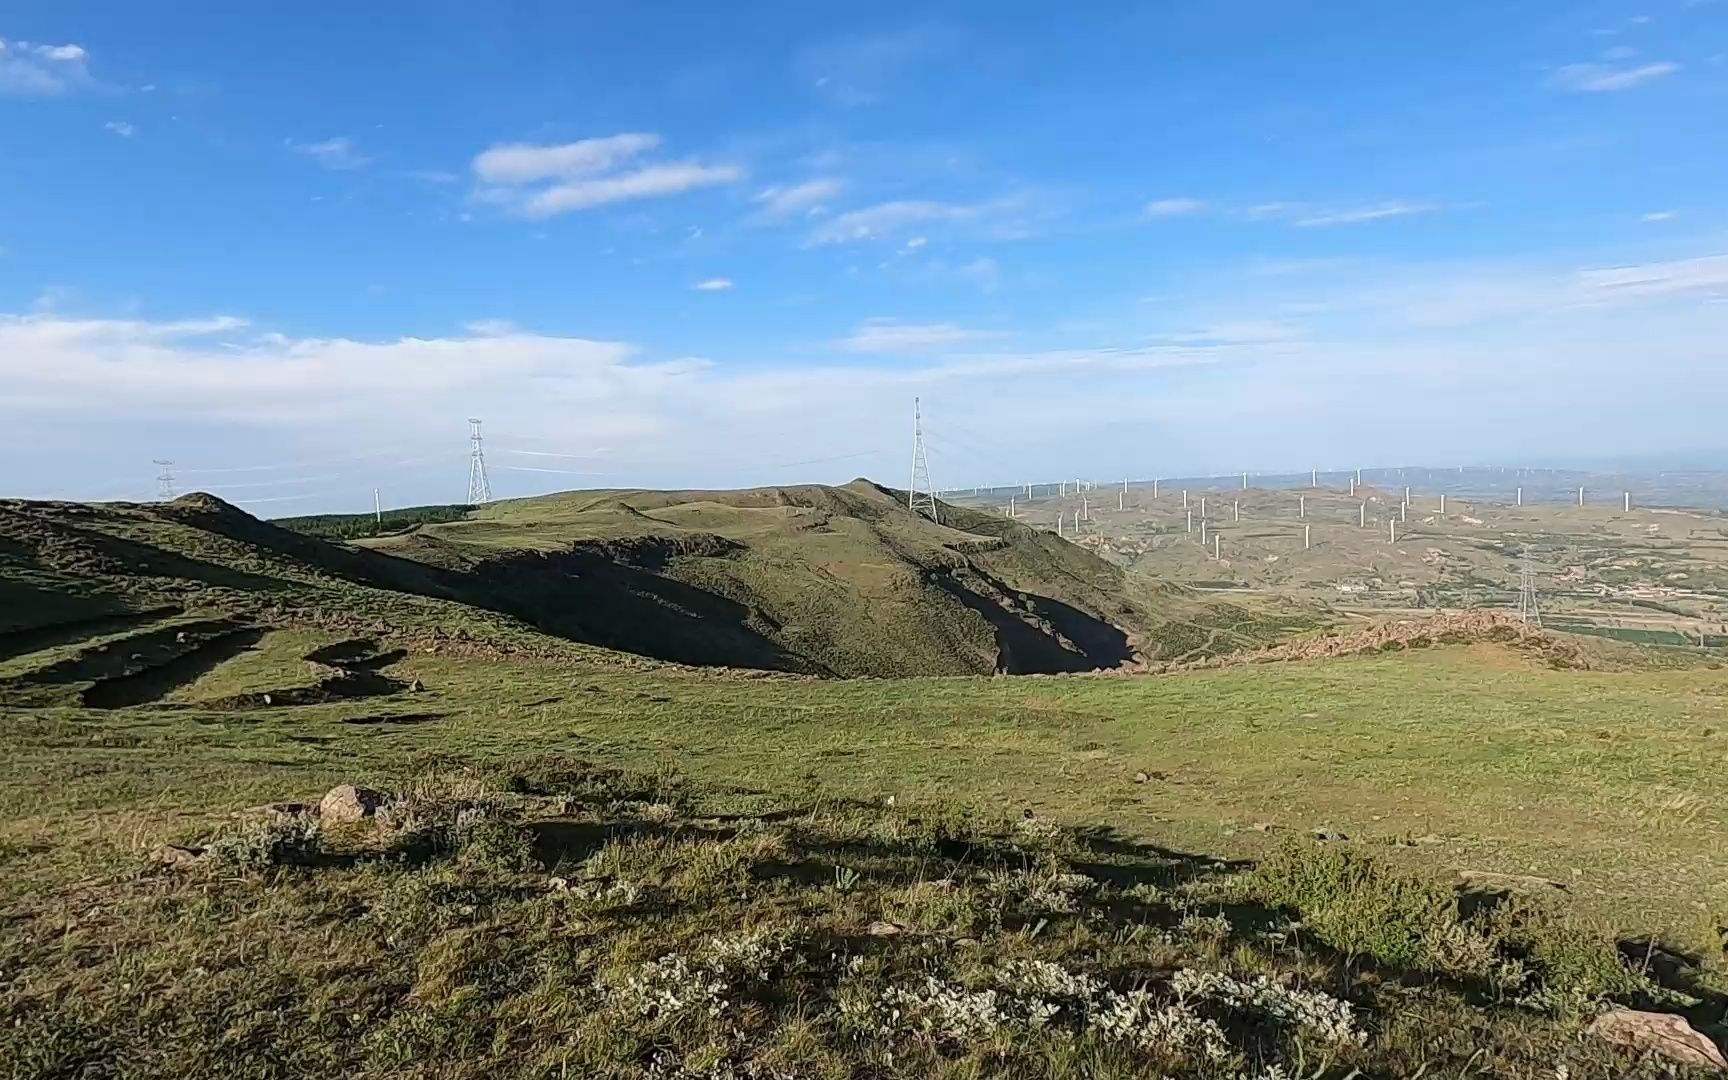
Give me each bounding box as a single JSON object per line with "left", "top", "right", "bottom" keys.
{"left": 356, "top": 479, "right": 1315, "bottom": 676}
{"left": 3, "top": 482, "right": 1305, "bottom": 685}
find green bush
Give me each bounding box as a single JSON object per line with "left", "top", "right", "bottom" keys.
{"left": 1250, "top": 839, "right": 1459, "bottom": 971}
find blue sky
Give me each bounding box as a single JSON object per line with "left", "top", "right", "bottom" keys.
{"left": 2, "top": 1, "right": 1725, "bottom": 513}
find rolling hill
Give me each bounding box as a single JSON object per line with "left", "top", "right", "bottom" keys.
{"left": 0, "top": 481, "right": 1317, "bottom": 705}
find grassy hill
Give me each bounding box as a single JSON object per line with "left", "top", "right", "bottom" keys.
{"left": 346, "top": 480, "right": 1316, "bottom": 676}
{"left": 0, "top": 482, "right": 1315, "bottom": 709}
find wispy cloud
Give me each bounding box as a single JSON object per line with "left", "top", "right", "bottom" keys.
{"left": 1575, "top": 254, "right": 1728, "bottom": 297}
{"left": 754, "top": 178, "right": 844, "bottom": 219}
{"left": 0, "top": 37, "right": 91, "bottom": 96}
{"left": 805, "top": 197, "right": 1032, "bottom": 246}
{"left": 1143, "top": 197, "right": 1206, "bottom": 218}
{"left": 835, "top": 318, "right": 1007, "bottom": 353}
{"left": 692, "top": 278, "right": 734, "bottom": 292}
{"left": 103, "top": 120, "right": 135, "bottom": 139}
{"left": 473, "top": 134, "right": 661, "bottom": 184}
{"left": 1550, "top": 60, "right": 1679, "bottom": 91}
{"left": 289, "top": 137, "right": 371, "bottom": 171}
{"left": 472, "top": 134, "right": 742, "bottom": 219}
{"left": 1293, "top": 201, "right": 1440, "bottom": 227}
{"left": 1641, "top": 210, "right": 1680, "bottom": 222}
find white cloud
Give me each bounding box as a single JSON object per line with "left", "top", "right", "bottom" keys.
{"left": 104, "top": 120, "right": 135, "bottom": 139}
{"left": 289, "top": 137, "right": 370, "bottom": 170}
{"left": 0, "top": 37, "right": 92, "bottom": 96}
{"left": 1143, "top": 197, "right": 1206, "bottom": 218}
{"left": 754, "top": 178, "right": 845, "bottom": 219}
{"left": 1293, "top": 201, "right": 1440, "bottom": 227}
{"left": 472, "top": 134, "right": 742, "bottom": 219}
{"left": 11, "top": 246, "right": 1728, "bottom": 505}
{"left": 1641, "top": 210, "right": 1679, "bottom": 222}
{"left": 518, "top": 163, "right": 743, "bottom": 218}
{"left": 472, "top": 134, "right": 661, "bottom": 184}
{"left": 805, "top": 197, "right": 1034, "bottom": 246}
{"left": 0, "top": 313, "right": 705, "bottom": 437}
{"left": 1575, "top": 254, "right": 1728, "bottom": 297}
{"left": 835, "top": 318, "right": 1007, "bottom": 353}
{"left": 693, "top": 278, "right": 734, "bottom": 292}
{"left": 1550, "top": 60, "right": 1679, "bottom": 91}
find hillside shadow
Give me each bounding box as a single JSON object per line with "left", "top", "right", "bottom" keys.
{"left": 82, "top": 627, "right": 266, "bottom": 707}
{"left": 936, "top": 571, "right": 1133, "bottom": 674}
{"left": 9, "top": 514, "right": 290, "bottom": 594}
{"left": 0, "top": 604, "right": 178, "bottom": 662}
{"left": 468, "top": 547, "right": 825, "bottom": 675}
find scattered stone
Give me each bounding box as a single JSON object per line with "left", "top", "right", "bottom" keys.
{"left": 319, "top": 784, "right": 386, "bottom": 824}
{"left": 1412, "top": 833, "right": 1443, "bottom": 845}
{"left": 1251, "top": 822, "right": 1276, "bottom": 832}
{"left": 1133, "top": 771, "right": 1149, "bottom": 784}
{"left": 1311, "top": 828, "right": 1348, "bottom": 842}
{"left": 175, "top": 631, "right": 188, "bottom": 643}
{"left": 408, "top": 678, "right": 425, "bottom": 693}
{"left": 1586, "top": 1009, "right": 1728, "bottom": 1073}
{"left": 261, "top": 693, "right": 273, "bottom": 706}
{"left": 547, "top": 877, "right": 572, "bottom": 892}
{"left": 867, "top": 921, "right": 904, "bottom": 937}
{"left": 153, "top": 843, "right": 205, "bottom": 867}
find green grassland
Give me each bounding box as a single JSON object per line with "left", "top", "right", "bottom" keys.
{"left": 6, "top": 484, "right": 1728, "bottom": 1076}
{"left": 5, "top": 642, "right": 1728, "bottom": 1077}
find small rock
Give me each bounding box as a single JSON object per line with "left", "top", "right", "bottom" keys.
{"left": 1251, "top": 821, "right": 1276, "bottom": 833}
{"left": 1133, "top": 771, "right": 1150, "bottom": 784}
{"left": 1587, "top": 1008, "right": 1728, "bottom": 1073}
{"left": 408, "top": 678, "right": 425, "bottom": 693}
{"left": 953, "top": 936, "right": 979, "bottom": 947}
{"left": 261, "top": 693, "right": 273, "bottom": 706}
{"left": 867, "top": 921, "right": 904, "bottom": 937}
{"left": 1412, "top": 832, "right": 1443, "bottom": 845}
{"left": 1311, "top": 828, "right": 1348, "bottom": 842}
{"left": 547, "top": 877, "right": 572, "bottom": 892}
{"left": 319, "top": 784, "right": 386, "bottom": 824}
{"left": 153, "top": 843, "right": 205, "bottom": 867}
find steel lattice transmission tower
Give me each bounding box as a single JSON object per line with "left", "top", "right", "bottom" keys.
{"left": 465, "top": 418, "right": 493, "bottom": 505}
{"left": 152, "top": 460, "right": 176, "bottom": 502}
{"left": 907, "top": 397, "right": 939, "bottom": 524}
{"left": 1517, "top": 549, "right": 1542, "bottom": 627}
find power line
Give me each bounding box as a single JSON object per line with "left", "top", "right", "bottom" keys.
{"left": 466, "top": 418, "right": 493, "bottom": 505}
{"left": 497, "top": 465, "right": 610, "bottom": 476}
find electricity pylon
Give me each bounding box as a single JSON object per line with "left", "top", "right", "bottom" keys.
{"left": 1517, "top": 549, "right": 1541, "bottom": 626}
{"left": 908, "top": 397, "right": 939, "bottom": 524}
{"left": 466, "top": 418, "right": 493, "bottom": 505}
